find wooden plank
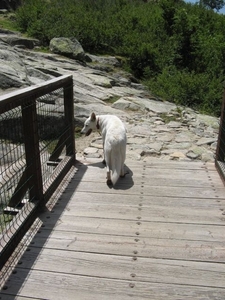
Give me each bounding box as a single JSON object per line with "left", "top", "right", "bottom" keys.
{"left": 74, "top": 169, "right": 215, "bottom": 187}
{"left": 75, "top": 161, "right": 225, "bottom": 188}
{"left": 77, "top": 162, "right": 207, "bottom": 175}
{"left": 75, "top": 160, "right": 225, "bottom": 196}
{"left": 42, "top": 215, "right": 225, "bottom": 242}
{"left": 82, "top": 158, "right": 217, "bottom": 170}
{"left": 31, "top": 229, "right": 225, "bottom": 262}
{"left": 79, "top": 158, "right": 220, "bottom": 177}
{"left": 78, "top": 157, "right": 207, "bottom": 170}
{"left": 2, "top": 268, "right": 225, "bottom": 300}
{"left": 63, "top": 189, "right": 223, "bottom": 209}
{"left": 137, "top": 160, "right": 207, "bottom": 170}
{"left": 78, "top": 162, "right": 206, "bottom": 173}
{"left": 67, "top": 180, "right": 225, "bottom": 198}
{"left": 44, "top": 186, "right": 225, "bottom": 225}
{"left": 47, "top": 200, "right": 225, "bottom": 225}
{"left": 15, "top": 247, "right": 225, "bottom": 288}
{"left": 74, "top": 172, "right": 225, "bottom": 188}
{"left": 57, "top": 191, "right": 222, "bottom": 208}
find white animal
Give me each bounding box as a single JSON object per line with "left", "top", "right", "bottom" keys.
{"left": 81, "top": 112, "right": 127, "bottom": 186}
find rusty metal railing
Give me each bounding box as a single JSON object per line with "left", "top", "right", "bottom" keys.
{"left": 0, "top": 75, "right": 75, "bottom": 273}
{"left": 215, "top": 89, "right": 225, "bottom": 185}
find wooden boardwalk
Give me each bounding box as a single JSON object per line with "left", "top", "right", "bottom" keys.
{"left": 1, "top": 158, "right": 225, "bottom": 300}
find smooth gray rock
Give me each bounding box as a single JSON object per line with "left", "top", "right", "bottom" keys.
{"left": 87, "top": 54, "right": 121, "bottom": 67}
{"left": 196, "top": 137, "right": 217, "bottom": 146}
{"left": 49, "top": 37, "right": 87, "bottom": 61}
{"left": 112, "top": 98, "right": 144, "bottom": 111}
{"left": 0, "top": 34, "right": 38, "bottom": 49}
{"left": 0, "top": 41, "right": 28, "bottom": 89}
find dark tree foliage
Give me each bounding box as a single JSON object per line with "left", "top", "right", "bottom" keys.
{"left": 15, "top": 0, "right": 225, "bottom": 116}
{"left": 200, "top": 0, "right": 225, "bottom": 11}
{"left": 0, "top": 0, "right": 21, "bottom": 10}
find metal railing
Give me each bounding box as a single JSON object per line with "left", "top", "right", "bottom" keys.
{"left": 0, "top": 75, "right": 75, "bottom": 272}
{"left": 215, "top": 89, "right": 225, "bottom": 185}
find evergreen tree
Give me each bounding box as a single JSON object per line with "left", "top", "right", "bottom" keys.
{"left": 200, "top": 0, "right": 225, "bottom": 11}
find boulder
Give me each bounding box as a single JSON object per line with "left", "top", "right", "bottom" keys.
{"left": 49, "top": 37, "right": 88, "bottom": 62}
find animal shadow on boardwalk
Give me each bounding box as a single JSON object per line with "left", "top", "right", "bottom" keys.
{"left": 83, "top": 159, "right": 134, "bottom": 190}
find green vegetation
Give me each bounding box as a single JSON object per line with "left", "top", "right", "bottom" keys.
{"left": 104, "top": 96, "right": 121, "bottom": 104}
{"left": 0, "top": 214, "right": 13, "bottom": 233}
{"left": 75, "top": 127, "right": 82, "bottom": 139}
{"left": 0, "top": 12, "right": 19, "bottom": 32}
{"left": 8, "top": 0, "right": 225, "bottom": 116}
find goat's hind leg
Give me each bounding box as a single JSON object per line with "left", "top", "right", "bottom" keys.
{"left": 120, "top": 163, "right": 125, "bottom": 178}
{"left": 102, "top": 139, "right": 106, "bottom": 165}
{"left": 105, "top": 148, "right": 112, "bottom": 186}
{"left": 120, "top": 150, "right": 127, "bottom": 178}
{"left": 106, "top": 165, "right": 112, "bottom": 186}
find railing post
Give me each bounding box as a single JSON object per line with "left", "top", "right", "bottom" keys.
{"left": 22, "top": 100, "right": 43, "bottom": 203}
{"left": 216, "top": 89, "right": 225, "bottom": 162}
{"left": 63, "top": 76, "right": 75, "bottom": 161}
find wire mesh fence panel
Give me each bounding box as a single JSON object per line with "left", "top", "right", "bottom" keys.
{"left": 37, "top": 89, "right": 66, "bottom": 186}
{"left": 0, "top": 75, "right": 75, "bottom": 276}
{"left": 0, "top": 107, "right": 26, "bottom": 232}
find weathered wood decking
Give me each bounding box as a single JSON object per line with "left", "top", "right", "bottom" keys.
{"left": 1, "top": 158, "right": 225, "bottom": 300}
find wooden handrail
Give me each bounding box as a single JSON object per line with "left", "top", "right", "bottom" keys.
{"left": 0, "top": 75, "right": 72, "bottom": 114}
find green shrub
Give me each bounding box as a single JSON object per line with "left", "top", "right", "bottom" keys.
{"left": 15, "top": 0, "right": 225, "bottom": 117}
{"left": 146, "top": 66, "right": 223, "bottom": 115}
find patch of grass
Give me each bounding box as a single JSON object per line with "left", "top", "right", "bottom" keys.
{"left": 159, "top": 107, "right": 183, "bottom": 124}
{"left": 44, "top": 139, "right": 58, "bottom": 155}
{"left": 0, "top": 13, "right": 19, "bottom": 32}
{"left": 104, "top": 96, "right": 120, "bottom": 104}
{"left": 0, "top": 213, "right": 13, "bottom": 233}
{"left": 34, "top": 46, "right": 50, "bottom": 53}
{"left": 75, "top": 127, "right": 82, "bottom": 139}
{"left": 43, "top": 128, "right": 82, "bottom": 154}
